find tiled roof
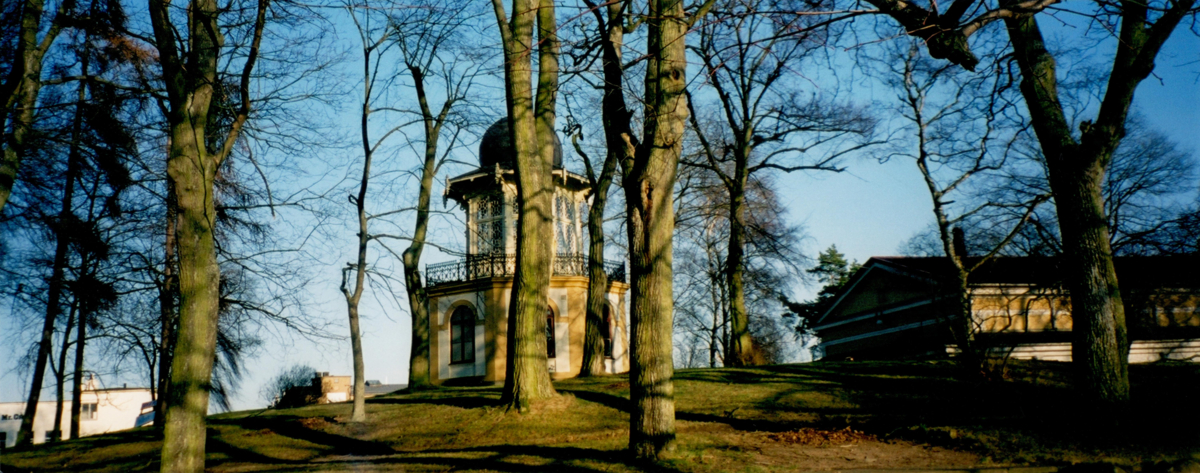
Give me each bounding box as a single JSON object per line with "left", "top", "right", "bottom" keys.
{"left": 868, "top": 255, "right": 1200, "bottom": 288}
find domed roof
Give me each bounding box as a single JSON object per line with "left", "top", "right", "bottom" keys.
{"left": 479, "top": 118, "right": 563, "bottom": 169}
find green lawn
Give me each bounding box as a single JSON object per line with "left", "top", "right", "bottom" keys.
{"left": 3, "top": 360, "right": 1198, "bottom": 472}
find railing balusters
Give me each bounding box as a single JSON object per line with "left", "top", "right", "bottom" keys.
{"left": 426, "top": 254, "right": 626, "bottom": 286}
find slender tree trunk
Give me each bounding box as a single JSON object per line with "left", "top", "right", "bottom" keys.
{"left": 709, "top": 293, "right": 720, "bottom": 368}
{"left": 52, "top": 304, "right": 77, "bottom": 442}
{"left": 579, "top": 155, "right": 616, "bottom": 376}
{"left": 69, "top": 303, "right": 87, "bottom": 439}
{"left": 624, "top": 0, "right": 687, "bottom": 456}
{"left": 579, "top": 0, "right": 634, "bottom": 378}
{"left": 401, "top": 54, "right": 449, "bottom": 392}
{"left": 154, "top": 183, "right": 177, "bottom": 428}
{"left": 343, "top": 51, "right": 374, "bottom": 421}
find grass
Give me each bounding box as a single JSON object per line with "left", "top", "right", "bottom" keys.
{"left": 2, "top": 360, "right": 1198, "bottom": 472}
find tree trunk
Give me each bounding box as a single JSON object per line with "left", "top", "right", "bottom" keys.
{"left": 402, "top": 262, "right": 431, "bottom": 390}
{"left": 152, "top": 0, "right": 223, "bottom": 468}
{"left": 579, "top": 156, "right": 616, "bottom": 376}
{"left": 52, "top": 304, "right": 77, "bottom": 442}
{"left": 491, "top": 0, "right": 559, "bottom": 411}
{"left": 160, "top": 135, "right": 222, "bottom": 473}
{"left": 154, "top": 183, "right": 177, "bottom": 428}
{"left": 344, "top": 55, "right": 374, "bottom": 421}
{"left": 724, "top": 183, "right": 757, "bottom": 366}
{"left": 624, "top": 0, "right": 687, "bottom": 457}
{"left": 401, "top": 51, "right": 450, "bottom": 392}
{"left": 1002, "top": 10, "right": 1149, "bottom": 405}
{"left": 579, "top": 0, "right": 634, "bottom": 378}
{"left": 70, "top": 304, "right": 87, "bottom": 439}
{"left": 15, "top": 94, "right": 82, "bottom": 445}
{"left": 150, "top": 0, "right": 265, "bottom": 465}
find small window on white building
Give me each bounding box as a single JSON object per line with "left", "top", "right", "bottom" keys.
{"left": 81, "top": 402, "right": 98, "bottom": 420}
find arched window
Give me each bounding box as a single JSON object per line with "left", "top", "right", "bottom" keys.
{"left": 602, "top": 304, "right": 614, "bottom": 358}
{"left": 546, "top": 306, "right": 556, "bottom": 358}
{"left": 450, "top": 306, "right": 475, "bottom": 364}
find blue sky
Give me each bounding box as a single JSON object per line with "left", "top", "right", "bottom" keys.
{"left": 1, "top": 7, "right": 1197, "bottom": 413}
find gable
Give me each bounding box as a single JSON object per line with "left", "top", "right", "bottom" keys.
{"left": 820, "top": 263, "right": 938, "bottom": 324}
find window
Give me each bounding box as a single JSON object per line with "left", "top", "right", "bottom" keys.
{"left": 450, "top": 306, "right": 475, "bottom": 364}
{"left": 603, "top": 305, "right": 614, "bottom": 358}
{"left": 554, "top": 191, "right": 579, "bottom": 255}
{"left": 472, "top": 194, "right": 505, "bottom": 254}
{"left": 81, "top": 402, "right": 98, "bottom": 420}
{"left": 546, "top": 306, "right": 556, "bottom": 358}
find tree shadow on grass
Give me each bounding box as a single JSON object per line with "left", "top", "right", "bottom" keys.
{"left": 210, "top": 415, "right": 394, "bottom": 457}
{"left": 366, "top": 393, "right": 502, "bottom": 410}
{"left": 238, "top": 444, "right": 687, "bottom": 473}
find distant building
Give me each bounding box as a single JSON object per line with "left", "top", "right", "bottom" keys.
{"left": 275, "top": 372, "right": 353, "bottom": 408}
{"left": 422, "top": 119, "right": 630, "bottom": 385}
{"left": 0, "top": 377, "right": 153, "bottom": 448}
{"left": 813, "top": 256, "right": 1200, "bottom": 362}
{"left": 313, "top": 372, "right": 351, "bottom": 404}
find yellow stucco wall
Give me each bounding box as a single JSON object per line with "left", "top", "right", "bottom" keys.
{"left": 426, "top": 275, "right": 630, "bottom": 385}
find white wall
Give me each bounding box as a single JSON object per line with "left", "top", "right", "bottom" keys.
{"left": 0, "top": 388, "right": 153, "bottom": 447}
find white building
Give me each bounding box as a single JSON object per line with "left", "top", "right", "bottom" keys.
{"left": 0, "top": 379, "right": 153, "bottom": 447}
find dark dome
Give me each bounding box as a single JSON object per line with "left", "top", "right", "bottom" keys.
{"left": 479, "top": 118, "right": 563, "bottom": 169}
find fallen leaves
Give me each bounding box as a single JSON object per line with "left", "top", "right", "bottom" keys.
{"left": 767, "top": 427, "right": 877, "bottom": 446}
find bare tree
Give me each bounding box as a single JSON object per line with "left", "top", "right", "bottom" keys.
{"left": 564, "top": 120, "right": 621, "bottom": 376}
{"left": 388, "top": 0, "right": 488, "bottom": 391}
{"left": 566, "top": 0, "right": 715, "bottom": 456}
{"left": 864, "top": 0, "right": 1199, "bottom": 405}
{"left": 684, "top": 0, "right": 877, "bottom": 366}
{"left": 146, "top": 0, "right": 270, "bottom": 466}
{"left": 339, "top": 0, "right": 398, "bottom": 424}
{"left": 673, "top": 166, "right": 807, "bottom": 367}
{"left": 880, "top": 37, "right": 1048, "bottom": 364}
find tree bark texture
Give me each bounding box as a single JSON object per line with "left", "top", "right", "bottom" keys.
{"left": 492, "top": 0, "right": 559, "bottom": 411}
{"left": 622, "top": 0, "right": 689, "bottom": 457}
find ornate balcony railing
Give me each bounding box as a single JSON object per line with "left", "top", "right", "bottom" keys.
{"left": 426, "top": 253, "right": 626, "bottom": 287}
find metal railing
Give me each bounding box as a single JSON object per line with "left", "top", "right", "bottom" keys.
{"left": 426, "top": 253, "right": 626, "bottom": 287}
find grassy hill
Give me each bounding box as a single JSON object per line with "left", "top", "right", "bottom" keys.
{"left": 3, "top": 360, "right": 1198, "bottom": 472}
